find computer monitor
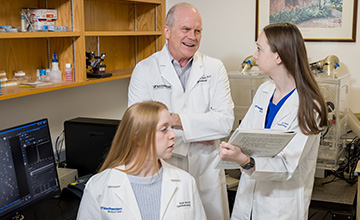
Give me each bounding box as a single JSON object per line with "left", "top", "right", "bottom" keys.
{"left": 64, "top": 117, "right": 120, "bottom": 177}
{"left": 0, "top": 119, "right": 60, "bottom": 219}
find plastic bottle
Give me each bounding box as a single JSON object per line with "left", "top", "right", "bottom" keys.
{"left": 21, "top": 12, "right": 26, "bottom": 32}
{"left": 49, "top": 53, "right": 62, "bottom": 83}
{"left": 65, "top": 63, "right": 73, "bottom": 82}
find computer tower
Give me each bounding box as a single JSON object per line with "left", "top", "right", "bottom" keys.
{"left": 64, "top": 117, "right": 120, "bottom": 177}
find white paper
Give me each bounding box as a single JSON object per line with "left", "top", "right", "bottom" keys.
{"left": 215, "top": 128, "right": 296, "bottom": 169}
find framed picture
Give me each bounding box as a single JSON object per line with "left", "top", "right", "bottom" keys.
{"left": 256, "top": 0, "right": 358, "bottom": 42}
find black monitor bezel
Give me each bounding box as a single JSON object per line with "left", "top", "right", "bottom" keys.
{"left": 0, "top": 118, "right": 61, "bottom": 219}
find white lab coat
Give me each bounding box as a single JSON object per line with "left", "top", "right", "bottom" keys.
{"left": 76, "top": 160, "right": 206, "bottom": 220}
{"left": 128, "top": 45, "right": 234, "bottom": 220}
{"left": 231, "top": 80, "right": 320, "bottom": 220}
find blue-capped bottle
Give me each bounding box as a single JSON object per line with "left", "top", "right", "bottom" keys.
{"left": 49, "top": 53, "right": 62, "bottom": 83}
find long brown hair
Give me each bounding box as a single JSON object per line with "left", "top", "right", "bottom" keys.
{"left": 263, "top": 23, "right": 327, "bottom": 135}
{"left": 98, "top": 101, "right": 168, "bottom": 174}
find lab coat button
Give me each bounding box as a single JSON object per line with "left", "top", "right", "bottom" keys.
{"left": 189, "top": 152, "right": 192, "bottom": 157}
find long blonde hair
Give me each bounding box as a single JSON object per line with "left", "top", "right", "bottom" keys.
{"left": 98, "top": 101, "right": 168, "bottom": 174}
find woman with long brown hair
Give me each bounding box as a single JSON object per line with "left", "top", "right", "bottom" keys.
{"left": 220, "top": 23, "right": 327, "bottom": 220}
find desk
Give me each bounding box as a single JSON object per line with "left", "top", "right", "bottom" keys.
{"left": 4, "top": 192, "right": 80, "bottom": 220}
{"left": 310, "top": 176, "right": 356, "bottom": 219}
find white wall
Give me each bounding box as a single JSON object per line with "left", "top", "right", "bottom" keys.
{"left": 167, "top": 0, "right": 360, "bottom": 112}
{"left": 0, "top": 79, "right": 130, "bottom": 150}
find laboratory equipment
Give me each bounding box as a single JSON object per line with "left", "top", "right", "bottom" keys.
{"left": 240, "top": 55, "right": 258, "bottom": 75}
{"left": 228, "top": 71, "right": 269, "bottom": 130}
{"left": 310, "top": 55, "right": 340, "bottom": 77}
{"left": 86, "top": 51, "right": 112, "bottom": 78}
{"left": 316, "top": 73, "right": 350, "bottom": 170}
{"left": 0, "top": 119, "right": 60, "bottom": 219}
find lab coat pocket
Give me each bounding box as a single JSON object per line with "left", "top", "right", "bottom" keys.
{"left": 254, "top": 196, "right": 297, "bottom": 220}
{"left": 197, "top": 150, "right": 224, "bottom": 191}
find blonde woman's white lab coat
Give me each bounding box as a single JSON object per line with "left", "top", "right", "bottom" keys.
{"left": 128, "top": 45, "right": 234, "bottom": 220}
{"left": 76, "top": 160, "right": 206, "bottom": 220}
{"left": 231, "top": 81, "right": 320, "bottom": 220}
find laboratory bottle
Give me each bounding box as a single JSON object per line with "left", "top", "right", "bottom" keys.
{"left": 49, "top": 53, "right": 62, "bottom": 83}
{"left": 65, "top": 63, "right": 73, "bottom": 82}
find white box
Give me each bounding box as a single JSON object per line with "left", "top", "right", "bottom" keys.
{"left": 31, "top": 9, "right": 57, "bottom": 19}
{"left": 57, "top": 168, "right": 78, "bottom": 190}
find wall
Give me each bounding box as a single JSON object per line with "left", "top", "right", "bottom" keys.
{"left": 0, "top": 79, "right": 130, "bottom": 153}
{"left": 166, "top": 0, "right": 360, "bottom": 112}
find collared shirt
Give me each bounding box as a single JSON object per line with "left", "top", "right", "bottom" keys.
{"left": 166, "top": 44, "right": 193, "bottom": 91}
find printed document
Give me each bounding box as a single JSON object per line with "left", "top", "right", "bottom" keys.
{"left": 215, "top": 128, "right": 296, "bottom": 169}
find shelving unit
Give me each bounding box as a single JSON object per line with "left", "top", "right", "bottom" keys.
{"left": 0, "top": 0, "right": 165, "bottom": 101}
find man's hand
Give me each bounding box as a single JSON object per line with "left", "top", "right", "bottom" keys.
{"left": 170, "top": 113, "right": 183, "bottom": 130}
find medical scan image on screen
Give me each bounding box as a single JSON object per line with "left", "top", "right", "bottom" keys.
{"left": 0, "top": 119, "right": 60, "bottom": 219}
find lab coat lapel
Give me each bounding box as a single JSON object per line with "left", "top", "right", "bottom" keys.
{"left": 271, "top": 90, "right": 298, "bottom": 130}
{"left": 185, "top": 52, "right": 203, "bottom": 95}
{"left": 158, "top": 48, "right": 186, "bottom": 110}
{"left": 109, "top": 167, "right": 142, "bottom": 220}
{"left": 254, "top": 84, "right": 274, "bottom": 128}
{"left": 159, "top": 48, "right": 184, "bottom": 93}
{"left": 159, "top": 161, "right": 178, "bottom": 220}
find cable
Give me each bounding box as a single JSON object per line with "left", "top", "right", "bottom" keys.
{"left": 325, "top": 136, "right": 360, "bottom": 185}
{"left": 55, "top": 130, "right": 65, "bottom": 166}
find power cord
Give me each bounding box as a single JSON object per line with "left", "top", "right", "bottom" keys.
{"left": 55, "top": 130, "right": 66, "bottom": 167}
{"left": 324, "top": 136, "right": 360, "bottom": 185}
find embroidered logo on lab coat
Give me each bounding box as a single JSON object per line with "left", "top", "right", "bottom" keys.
{"left": 255, "top": 105, "right": 263, "bottom": 113}
{"left": 153, "top": 84, "right": 171, "bottom": 90}
{"left": 197, "top": 75, "right": 211, "bottom": 83}
{"left": 176, "top": 200, "right": 191, "bottom": 208}
{"left": 277, "top": 122, "right": 289, "bottom": 128}
{"left": 100, "top": 206, "right": 123, "bottom": 213}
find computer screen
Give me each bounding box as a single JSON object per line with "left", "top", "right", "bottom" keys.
{"left": 0, "top": 119, "right": 60, "bottom": 219}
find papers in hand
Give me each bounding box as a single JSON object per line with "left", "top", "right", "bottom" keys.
{"left": 215, "top": 128, "right": 296, "bottom": 169}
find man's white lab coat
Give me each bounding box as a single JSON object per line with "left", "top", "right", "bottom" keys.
{"left": 128, "top": 45, "right": 234, "bottom": 220}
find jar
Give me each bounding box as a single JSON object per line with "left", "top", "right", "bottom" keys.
{"left": 0, "top": 70, "right": 8, "bottom": 82}
{"left": 10, "top": 70, "right": 30, "bottom": 85}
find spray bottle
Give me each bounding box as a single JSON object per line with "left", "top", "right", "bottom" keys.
{"left": 49, "top": 53, "right": 62, "bottom": 83}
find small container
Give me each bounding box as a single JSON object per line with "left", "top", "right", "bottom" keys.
{"left": 0, "top": 70, "right": 8, "bottom": 83}
{"left": 65, "top": 63, "right": 73, "bottom": 82}
{"left": 36, "top": 69, "right": 48, "bottom": 81}
{"left": 12, "top": 70, "right": 30, "bottom": 84}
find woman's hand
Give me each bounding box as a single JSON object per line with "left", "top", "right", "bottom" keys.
{"left": 219, "top": 141, "right": 249, "bottom": 165}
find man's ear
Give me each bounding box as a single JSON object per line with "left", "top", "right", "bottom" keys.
{"left": 164, "top": 25, "right": 170, "bottom": 39}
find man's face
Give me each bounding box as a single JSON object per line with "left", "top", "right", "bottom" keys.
{"left": 164, "top": 6, "right": 202, "bottom": 66}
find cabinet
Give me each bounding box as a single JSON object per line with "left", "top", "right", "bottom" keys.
{"left": 0, "top": 0, "right": 165, "bottom": 101}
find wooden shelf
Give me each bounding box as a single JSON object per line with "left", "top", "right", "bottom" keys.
{"left": 0, "top": 31, "right": 81, "bottom": 39}
{"left": 0, "top": 0, "right": 165, "bottom": 101}
{"left": 0, "top": 68, "right": 133, "bottom": 100}
{"left": 85, "top": 31, "right": 162, "bottom": 37}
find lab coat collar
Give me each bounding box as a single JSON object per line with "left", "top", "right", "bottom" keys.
{"left": 158, "top": 45, "right": 205, "bottom": 95}
{"left": 159, "top": 45, "right": 185, "bottom": 91}
{"left": 259, "top": 82, "right": 299, "bottom": 129}
{"left": 106, "top": 160, "right": 180, "bottom": 220}
{"left": 107, "top": 165, "right": 142, "bottom": 220}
